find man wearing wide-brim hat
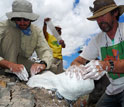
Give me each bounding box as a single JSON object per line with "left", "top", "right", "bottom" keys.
{"left": 71, "top": 0, "right": 124, "bottom": 106}
{"left": 0, "top": 0, "right": 53, "bottom": 81}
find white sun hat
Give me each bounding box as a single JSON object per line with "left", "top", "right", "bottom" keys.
{"left": 6, "top": 0, "right": 39, "bottom": 21}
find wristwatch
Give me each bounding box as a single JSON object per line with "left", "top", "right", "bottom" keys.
{"left": 39, "top": 60, "right": 47, "bottom": 68}
{"left": 109, "top": 60, "right": 114, "bottom": 72}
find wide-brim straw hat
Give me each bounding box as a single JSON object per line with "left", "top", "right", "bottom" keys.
{"left": 6, "top": 0, "right": 39, "bottom": 21}
{"left": 87, "top": 0, "right": 124, "bottom": 21}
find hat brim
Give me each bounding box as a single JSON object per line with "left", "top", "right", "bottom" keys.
{"left": 6, "top": 12, "right": 39, "bottom": 21}
{"left": 87, "top": 5, "right": 124, "bottom": 21}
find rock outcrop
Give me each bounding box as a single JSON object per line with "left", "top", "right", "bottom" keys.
{"left": 0, "top": 74, "right": 69, "bottom": 107}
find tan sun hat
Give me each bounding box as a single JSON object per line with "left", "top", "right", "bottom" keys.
{"left": 87, "top": 0, "right": 124, "bottom": 21}
{"left": 6, "top": 0, "right": 39, "bottom": 21}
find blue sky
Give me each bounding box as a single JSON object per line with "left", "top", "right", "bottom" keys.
{"left": 63, "top": 0, "right": 80, "bottom": 69}
{"left": 119, "top": 14, "right": 124, "bottom": 22}
{"left": 73, "top": 0, "right": 80, "bottom": 9}
{"left": 63, "top": 0, "right": 86, "bottom": 68}
{"left": 63, "top": 47, "right": 80, "bottom": 69}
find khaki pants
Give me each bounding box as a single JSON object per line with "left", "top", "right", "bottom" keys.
{"left": 50, "top": 58, "right": 64, "bottom": 74}
{"left": 0, "top": 27, "right": 34, "bottom": 74}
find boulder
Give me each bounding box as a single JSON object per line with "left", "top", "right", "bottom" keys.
{"left": 0, "top": 74, "right": 68, "bottom": 107}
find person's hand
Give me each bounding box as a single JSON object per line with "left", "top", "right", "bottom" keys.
{"left": 82, "top": 60, "right": 107, "bottom": 80}
{"left": 13, "top": 66, "right": 29, "bottom": 81}
{"left": 9, "top": 63, "right": 29, "bottom": 81}
{"left": 44, "top": 17, "right": 51, "bottom": 23}
{"left": 9, "top": 63, "right": 25, "bottom": 73}
{"left": 59, "top": 40, "right": 66, "bottom": 48}
{"left": 30, "top": 63, "right": 46, "bottom": 76}
{"left": 65, "top": 65, "right": 85, "bottom": 80}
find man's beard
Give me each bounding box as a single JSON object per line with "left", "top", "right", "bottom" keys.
{"left": 99, "top": 21, "right": 113, "bottom": 32}
{"left": 18, "top": 23, "right": 31, "bottom": 30}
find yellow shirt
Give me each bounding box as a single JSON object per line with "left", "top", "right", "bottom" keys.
{"left": 47, "top": 33, "right": 62, "bottom": 59}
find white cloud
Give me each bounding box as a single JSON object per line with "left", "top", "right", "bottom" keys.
{"left": 0, "top": 0, "right": 124, "bottom": 56}
{"left": 63, "top": 60, "right": 68, "bottom": 68}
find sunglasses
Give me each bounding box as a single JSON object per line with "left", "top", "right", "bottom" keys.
{"left": 14, "top": 18, "right": 30, "bottom": 21}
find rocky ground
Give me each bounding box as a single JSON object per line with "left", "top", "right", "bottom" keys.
{"left": 0, "top": 73, "right": 89, "bottom": 107}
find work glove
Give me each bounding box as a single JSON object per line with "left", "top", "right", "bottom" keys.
{"left": 13, "top": 66, "right": 29, "bottom": 81}
{"left": 30, "top": 63, "right": 45, "bottom": 76}
{"left": 82, "top": 60, "right": 107, "bottom": 80}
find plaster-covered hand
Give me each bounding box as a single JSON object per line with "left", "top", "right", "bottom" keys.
{"left": 12, "top": 65, "right": 29, "bottom": 81}
{"left": 65, "top": 65, "right": 85, "bottom": 80}
{"left": 59, "top": 40, "right": 66, "bottom": 48}
{"left": 82, "top": 60, "right": 107, "bottom": 80}
{"left": 30, "top": 63, "right": 46, "bottom": 76}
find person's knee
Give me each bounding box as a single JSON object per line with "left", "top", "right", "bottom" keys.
{"left": 49, "top": 64, "right": 58, "bottom": 74}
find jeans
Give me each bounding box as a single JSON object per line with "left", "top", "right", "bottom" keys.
{"left": 96, "top": 90, "right": 124, "bottom": 107}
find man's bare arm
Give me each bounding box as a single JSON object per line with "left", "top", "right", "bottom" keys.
{"left": 0, "top": 59, "right": 24, "bottom": 73}
{"left": 71, "top": 56, "right": 88, "bottom": 66}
